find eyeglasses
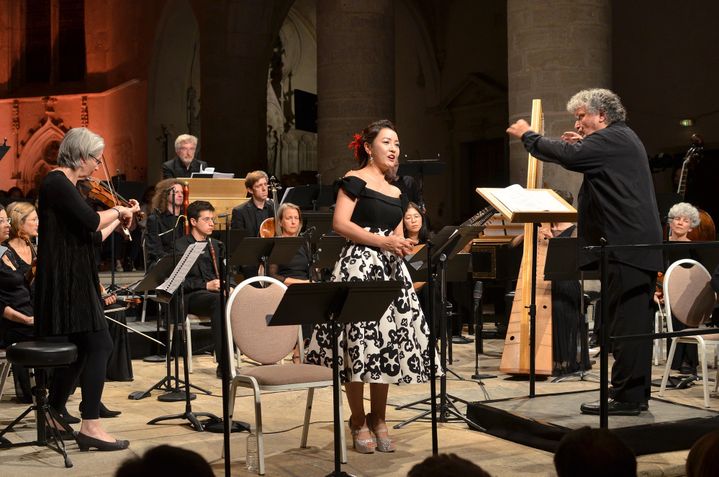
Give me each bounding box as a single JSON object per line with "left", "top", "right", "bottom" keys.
{"left": 0, "top": 218, "right": 11, "bottom": 225}
{"left": 88, "top": 154, "right": 102, "bottom": 166}
{"left": 198, "top": 217, "right": 215, "bottom": 223}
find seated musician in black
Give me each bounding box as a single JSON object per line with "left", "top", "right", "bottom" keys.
{"left": 230, "top": 170, "right": 274, "bottom": 236}
{"left": 145, "top": 178, "right": 186, "bottom": 266}
{"left": 231, "top": 170, "right": 274, "bottom": 278}
{"left": 161, "top": 134, "right": 208, "bottom": 179}
{"left": 175, "top": 200, "right": 231, "bottom": 377}
{"left": 0, "top": 204, "right": 34, "bottom": 402}
{"left": 268, "top": 203, "right": 311, "bottom": 362}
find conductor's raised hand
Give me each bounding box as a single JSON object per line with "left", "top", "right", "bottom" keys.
{"left": 560, "top": 131, "right": 583, "bottom": 144}
{"left": 506, "top": 119, "right": 532, "bottom": 139}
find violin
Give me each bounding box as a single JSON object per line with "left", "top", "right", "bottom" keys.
{"left": 82, "top": 177, "right": 145, "bottom": 222}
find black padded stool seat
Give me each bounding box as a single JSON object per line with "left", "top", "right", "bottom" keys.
{"left": 0, "top": 340, "right": 79, "bottom": 467}
{"left": 7, "top": 341, "right": 77, "bottom": 368}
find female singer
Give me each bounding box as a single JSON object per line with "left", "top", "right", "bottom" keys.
{"left": 35, "top": 127, "right": 139, "bottom": 451}
{"left": 402, "top": 202, "right": 429, "bottom": 245}
{"left": 145, "top": 178, "right": 185, "bottom": 266}
{"left": 306, "top": 119, "right": 437, "bottom": 454}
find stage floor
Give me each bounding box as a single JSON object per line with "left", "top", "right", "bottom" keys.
{"left": 0, "top": 335, "right": 714, "bottom": 476}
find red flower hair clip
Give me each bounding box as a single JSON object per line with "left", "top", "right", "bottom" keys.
{"left": 347, "top": 133, "right": 363, "bottom": 160}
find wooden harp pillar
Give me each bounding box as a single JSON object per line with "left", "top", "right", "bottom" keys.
{"left": 499, "top": 99, "right": 554, "bottom": 380}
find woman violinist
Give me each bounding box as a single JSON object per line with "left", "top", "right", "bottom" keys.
{"left": 35, "top": 127, "right": 139, "bottom": 451}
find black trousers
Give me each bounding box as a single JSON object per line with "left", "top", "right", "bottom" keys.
{"left": 606, "top": 262, "right": 656, "bottom": 403}
{"left": 48, "top": 328, "right": 114, "bottom": 420}
{"left": 186, "top": 290, "right": 224, "bottom": 361}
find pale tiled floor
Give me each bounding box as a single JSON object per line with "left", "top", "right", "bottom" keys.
{"left": 0, "top": 336, "right": 713, "bottom": 476}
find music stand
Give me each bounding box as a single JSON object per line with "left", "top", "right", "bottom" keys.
{"left": 229, "top": 237, "right": 305, "bottom": 273}
{"left": 398, "top": 158, "right": 445, "bottom": 208}
{"left": 127, "top": 256, "right": 209, "bottom": 400}
{"left": 395, "top": 225, "right": 487, "bottom": 430}
{"left": 544, "top": 237, "right": 598, "bottom": 383}
{"left": 147, "top": 242, "right": 221, "bottom": 431}
{"left": 268, "top": 281, "right": 403, "bottom": 477}
{"left": 282, "top": 185, "right": 318, "bottom": 210}
{"left": 303, "top": 212, "right": 334, "bottom": 237}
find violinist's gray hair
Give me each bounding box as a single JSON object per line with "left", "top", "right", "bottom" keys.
{"left": 566, "top": 88, "right": 627, "bottom": 125}
{"left": 57, "top": 127, "right": 105, "bottom": 170}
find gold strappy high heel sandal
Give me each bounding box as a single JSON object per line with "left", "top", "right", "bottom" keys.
{"left": 349, "top": 416, "right": 376, "bottom": 454}
{"left": 366, "top": 412, "right": 396, "bottom": 453}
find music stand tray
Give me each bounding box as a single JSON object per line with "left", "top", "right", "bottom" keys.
{"left": 303, "top": 211, "right": 334, "bottom": 237}
{"left": 268, "top": 281, "right": 402, "bottom": 477}
{"left": 314, "top": 236, "right": 346, "bottom": 270}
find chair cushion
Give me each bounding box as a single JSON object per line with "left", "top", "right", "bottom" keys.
{"left": 7, "top": 341, "right": 78, "bottom": 368}
{"left": 238, "top": 363, "right": 333, "bottom": 386}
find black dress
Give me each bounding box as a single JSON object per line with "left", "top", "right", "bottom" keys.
{"left": 306, "top": 176, "right": 437, "bottom": 384}
{"left": 35, "top": 170, "right": 105, "bottom": 336}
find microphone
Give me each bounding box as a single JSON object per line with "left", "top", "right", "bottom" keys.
{"left": 473, "top": 281, "right": 483, "bottom": 315}
{"left": 216, "top": 212, "right": 231, "bottom": 218}
{"left": 300, "top": 225, "right": 316, "bottom": 238}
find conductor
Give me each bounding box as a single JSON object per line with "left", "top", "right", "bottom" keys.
{"left": 507, "top": 88, "right": 662, "bottom": 416}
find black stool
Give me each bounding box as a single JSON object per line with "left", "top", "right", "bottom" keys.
{"left": 0, "top": 341, "right": 78, "bottom": 468}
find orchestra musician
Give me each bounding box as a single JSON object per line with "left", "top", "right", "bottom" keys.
{"left": 655, "top": 202, "right": 701, "bottom": 377}
{"left": 403, "top": 202, "right": 429, "bottom": 246}
{"left": 388, "top": 162, "right": 423, "bottom": 208}
{"left": 5, "top": 202, "right": 38, "bottom": 280}
{"left": 268, "top": 203, "right": 311, "bottom": 364}
{"left": 145, "top": 178, "right": 186, "bottom": 266}
{"left": 306, "top": 119, "right": 438, "bottom": 454}
{"left": 175, "top": 200, "right": 232, "bottom": 378}
{"left": 161, "top": 134, "right": 207, "bottom": 179}
{"left": 230, "top": 170, "right": 274, "bottom": 236}
{"left": 35, "top": 127, "right": 139, "bottom": 451}
{"left": 0, "top": 204, "right": 35, "bottom": 403}
{"left": 507, "top": 88, "right": 663, "bottom": 416}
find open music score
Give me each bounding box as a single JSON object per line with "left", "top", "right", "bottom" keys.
{"left": 183, "top": 178, "right": 249, "bottom": 229}
{"left": 476, "top": 185, "right": 577, "bottom": 223}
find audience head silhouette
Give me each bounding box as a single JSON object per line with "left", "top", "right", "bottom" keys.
{"left": 115, "top": 445, "right": 214, "bottom": 477}
{"left": 407, "top": 453, "right": 492, "bottom": 477}
{"left": 554, "top": 427, "right": 636, "bottom": 477}
{"left": 686, "top": 429, "right": 719, "bottom": 477}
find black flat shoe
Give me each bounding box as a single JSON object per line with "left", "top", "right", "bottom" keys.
{"left": 75, "top": 432, "right": 130, "bottom": 452}
{"left": 580, "top": 399, "right": 642, "bottom": 416}
{"left": 56, "top": 408, "right": 81, "bottom": 424}
{"left": 99, "top": 402, "right": 122, "bottom": 418}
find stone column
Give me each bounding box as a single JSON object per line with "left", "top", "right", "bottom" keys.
{"left": 507, "top": 0, "right": 611, "bottom": 196}
{"left": 316, "top": 0, "right": 395, "bottom": 183}
{"left": 191, "top": 0, "right": 292, "bottom": 175}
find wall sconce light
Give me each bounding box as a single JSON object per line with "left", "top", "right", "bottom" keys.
{"left": 679, "top": 119, "right": 694, "bottom": 127}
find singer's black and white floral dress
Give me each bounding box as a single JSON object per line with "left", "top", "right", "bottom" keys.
{"left": 306, "top": 176, "right": 438, "bottom": 384}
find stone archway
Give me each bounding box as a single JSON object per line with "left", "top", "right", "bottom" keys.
{"left": 20, "top": 120, "right": 65, "bottom": 192}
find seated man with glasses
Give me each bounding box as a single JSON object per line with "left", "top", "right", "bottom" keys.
{"left": 162, "top": 134, "right": 208, "bottom": 179}
{"left": 175, "top": 200, "right": 232, "bottom": 377}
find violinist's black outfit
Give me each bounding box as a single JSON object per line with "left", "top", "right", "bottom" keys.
{"left": 175, "top": 235, "right": 232, "bottom": 363}
{"left": 35, "top": 170, "right": 113, "bottom": 420}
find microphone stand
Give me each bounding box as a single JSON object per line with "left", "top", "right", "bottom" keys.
{"left": 471, "top": 281, "right": 496, "bottom": 387}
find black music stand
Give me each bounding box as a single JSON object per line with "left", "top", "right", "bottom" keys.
{"left": 544, "top": 237, "right": 597, "bottom": 383}
{"left": 127, "top": 256, "right": 209, "bottom": 400}
{"left": 147, "top": 243, "right": 221, "bottom": 431}
{"left": 303, "top": 211, "right": 334, "bottom": 237}
{"left": 398, "top": 157, "right": 445, "bottom": 208}
{"left": 282, "top": 185, "right": 318, "bottom": 210}
{"left": 311, "top": 235, "right": 345, "bottom": 277}
{"left": 268, "top": 281, "right": 403, "bottom": 477}
{"left": 395, "top": 225, "right": 487, "bottom": 430}
{"left": 230, "top": 237, "right": 305, "bottom": 274}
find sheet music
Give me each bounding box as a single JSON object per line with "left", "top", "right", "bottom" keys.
{"left": 280, "top": 186, "right": 293, "bottom": 204}
{"left": 492, "top": 184, "right": 568, "bottom": 213}
{"left": 155, "top": 241, "right": 207, "bottom": 298}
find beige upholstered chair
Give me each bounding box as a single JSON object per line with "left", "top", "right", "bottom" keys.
{"left": 658, "top": 259, "right": 719, "bottom": 407}
{"left": 225, "top": 275, "right": 346, "bottom": 475}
